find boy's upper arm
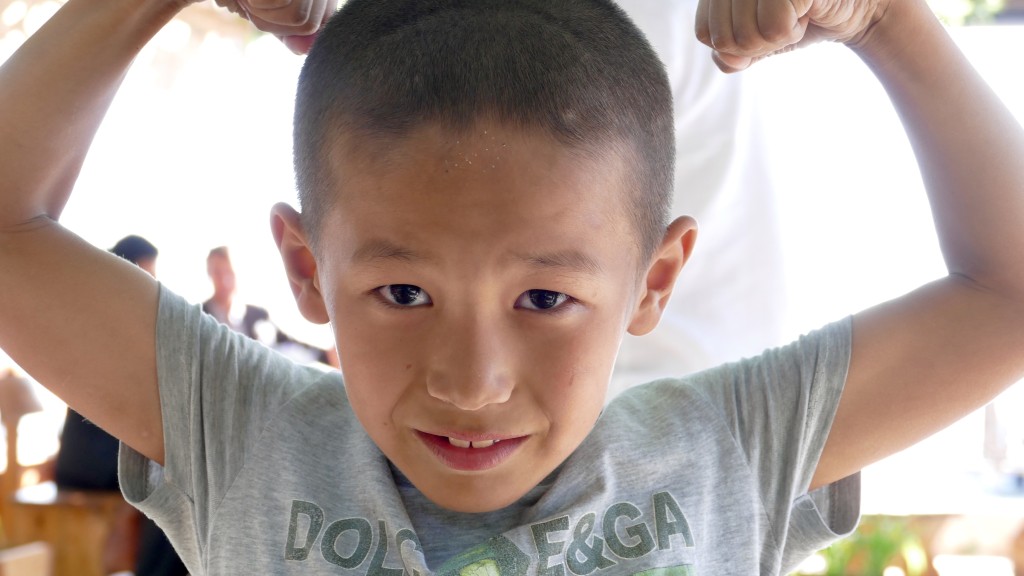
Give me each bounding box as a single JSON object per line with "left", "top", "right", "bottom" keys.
{"left": 0, "top": 218, "right": 164, "bottom": 464}
{"left": 811, "top": 275, "right": 1024, "bottom": 490}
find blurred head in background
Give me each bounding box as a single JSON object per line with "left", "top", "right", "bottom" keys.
{"left": 206, "top": 246, "right": 236, "bottom": 303}
{"left": 111, "top": 234, "right": 159, "bottom": 278}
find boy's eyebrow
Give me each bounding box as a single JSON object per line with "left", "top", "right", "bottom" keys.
{"left": 351, "top": 239, "right": 428, "bottom": 264}
{"left": 352, "top": 239, "right": 603, "bottom": 276}
{"left": 513, "top": 249, "right": 604, "bottom": 276}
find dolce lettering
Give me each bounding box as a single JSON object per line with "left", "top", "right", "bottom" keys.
{"left": 285, "top": 501, "right": 422, "bottom": 575}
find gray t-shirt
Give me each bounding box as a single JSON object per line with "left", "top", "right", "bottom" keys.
{"left": 120, "top": 285, "right": 859, "bottom": 576}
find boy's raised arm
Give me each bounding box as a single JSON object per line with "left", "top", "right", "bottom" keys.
{"left": 0, "top": 0, "right": 332, "bottom": 464}
{"left": 698, "top": 0, "right": 1024, "bottom": 489}
{"left": 0, "top": 0, "right": 187, "bottom": 466}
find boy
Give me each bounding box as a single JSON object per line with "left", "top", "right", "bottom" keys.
{"left": 2, "top": 1, "right": 1023, "bottom": 575}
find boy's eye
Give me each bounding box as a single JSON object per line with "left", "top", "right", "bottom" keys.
{"left": 377, "top": 284, "right": 432, "bottom": 307}
{"left": 515, "top": 289, "right": 570, "bottom": 311}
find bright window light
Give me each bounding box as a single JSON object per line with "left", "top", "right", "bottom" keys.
{"left": 21, "top": 0, "right": 58, "bottom": 36}
{"left": 793, "top": 554, "right": 827, "bottom": 575}
{"left": 1, "top": 0, "right": 27, "bottom": 27}
{"left": 933, "top": 555, "right": 1014, "bottom": 576}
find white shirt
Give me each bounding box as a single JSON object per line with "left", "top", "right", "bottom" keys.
{"left": 611, "top": 0, "right": 785, "bottom": 395}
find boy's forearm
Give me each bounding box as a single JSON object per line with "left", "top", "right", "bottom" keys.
{"left": 0, "top": 0, "right": 187, "bottom": 228}
{"left": 852, "top": 0, "right": 1024, "bottom": 295}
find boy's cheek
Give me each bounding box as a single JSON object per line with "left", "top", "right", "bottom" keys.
{"left": 334, "top": 329, "right": 418, "bottom": 394}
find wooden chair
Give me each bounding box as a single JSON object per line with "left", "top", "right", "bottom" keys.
{"left": 0, "top": 370, "right": 44, "bottom": 525}
{"left": 0, "top": 369, "right": 131, "bottom": 576}
{"left": 0, "top": 541, "right": 52, "bottom": 576}
{"left": 6, "top": 482, "right": 122, "bottom": 576}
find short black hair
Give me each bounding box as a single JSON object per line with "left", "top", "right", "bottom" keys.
{"left": 110, "top": 235, "right": 158, "bottom": 266}
{"left": 294, "top": 0, "right": 674, "bottom": 258}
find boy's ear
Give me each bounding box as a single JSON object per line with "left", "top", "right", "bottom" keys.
{"left": 627, "top": 216, "right": 698, "bottom": 336}
{"left": 270, "top": 203, "right": 330, "bottom": 325}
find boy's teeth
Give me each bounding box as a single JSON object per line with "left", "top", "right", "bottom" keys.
{"left": 446, "top": 437, "right": 501, "bottom": 448}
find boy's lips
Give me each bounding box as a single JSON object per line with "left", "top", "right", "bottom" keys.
{"left": 415, "top": 430, "right": 528, "bottom": 472}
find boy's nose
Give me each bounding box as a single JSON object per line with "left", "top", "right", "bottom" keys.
{"left": 425, "top": 317, "right": 514, "bottom": 411}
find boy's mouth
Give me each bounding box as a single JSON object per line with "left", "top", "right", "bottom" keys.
{"left": 415, "top": 431, "right": 527, "bottom": 472}
{"left": 446, "top": 437, "right": 499, "bottom": 449}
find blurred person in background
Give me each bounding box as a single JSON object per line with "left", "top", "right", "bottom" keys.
{"left": 203, "top": 246, "right": 339, "bottom": 368}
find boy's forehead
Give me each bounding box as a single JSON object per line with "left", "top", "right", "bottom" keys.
{"left": 325, "top": 121, "right": 631, "bottom": 209}
{"left": 331, "top": 121, "right": 590, "bottom": 166}
{"left": 317, "top": 122, "right": 639, "bottom": 265}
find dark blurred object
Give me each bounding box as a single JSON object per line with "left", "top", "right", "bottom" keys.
{"left": 53, "top": 411, "right": 118, "bottom": 491}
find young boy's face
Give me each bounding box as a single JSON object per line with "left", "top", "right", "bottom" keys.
{"left": 299, "top": 122, "right": 683, "bottom": 513}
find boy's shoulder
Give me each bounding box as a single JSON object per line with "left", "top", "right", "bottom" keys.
{"left": 604, "top": 315, "right": 852, "bottom": 433}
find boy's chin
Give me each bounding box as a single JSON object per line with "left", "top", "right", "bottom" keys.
{"left": 410, "top": 465, "right": 554, "bottom": 514}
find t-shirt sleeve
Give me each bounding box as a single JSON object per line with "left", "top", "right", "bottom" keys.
{"left": 684, "top": 317, "right": 860, "bottom": 569}
{"left": 118, "top": 284, "right": 332, "bottom": 573}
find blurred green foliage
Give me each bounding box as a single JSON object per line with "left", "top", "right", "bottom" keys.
{"left": 795, "top": 516, "right": 928, "bottom": 576}
{"left": 928, "top": 0, "right": 1006, "bottom": 24}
